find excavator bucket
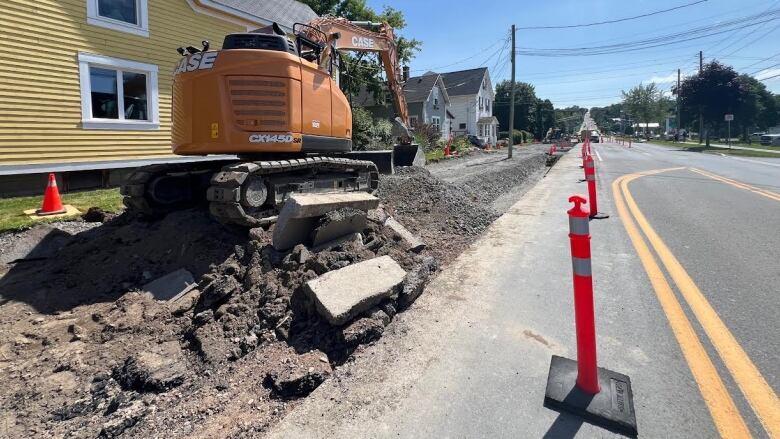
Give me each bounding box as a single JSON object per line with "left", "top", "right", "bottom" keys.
{"left": 390, "top": 117, "right": 425, "bottom": 168}
{"left": 392, "top": 144, "right": 425, "bottom": 167}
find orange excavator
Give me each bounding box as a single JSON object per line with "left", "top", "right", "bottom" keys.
{"left": 122, "top": 17, "right": 413, "bottom": 226}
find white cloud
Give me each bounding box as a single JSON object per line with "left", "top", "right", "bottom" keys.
{"left": 645, "top": 69, "right": 697, "bottom": 85}
{"left": 755, "top": 68, "right": 780, "bottom": 81}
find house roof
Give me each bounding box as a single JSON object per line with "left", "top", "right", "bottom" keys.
{"left": 478, "top": 116, "right": 498, "bottom": 124}
{"left": 403, "top": 74, "right": 441, "bottom": 103}
{"left": 211, "top": 0, "right": 317, "bottom": 31}
{"left": 438, "top": 67, "right": 488, "bottom": 97}
{"left": 354, "top": 74, "right": 449, "bottom": 106}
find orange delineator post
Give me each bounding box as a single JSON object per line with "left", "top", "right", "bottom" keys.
{"left": 37, "top": 173, "right": 66, "bottom": 215}
{"left": 444, "top": 133, "right": 453, "bottom": 157}
{"left": 584, "top": 154, "right": 598, "bottom": 217}
{"left": 567, "top": 195, "right": 600, "bottom": 394}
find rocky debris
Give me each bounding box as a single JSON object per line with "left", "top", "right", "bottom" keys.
{"left": 311, "top": 232, "right": 363, "bottom": 252}
{"left": 264, "top": 349, "right": 332, "bottom": 397}
{"left": 83, "top": 206, "right": 108, "bottom": 222}
{"left": 341, "top": 307, "right": 392, "bottom": 347}
{"left": 142, "top": 268, "right": 196, "bottom": 301}
{"left": 272, "top": 192, "right": 379, "bottom": 250}
{"left": 398, "top": 256, "right": 439, "bottom": 309}
{"left": 114, "top": 341, "right": 188, "bottom": 392}
{"left": 310, "top": 207, "right": 367, "bottom": 247}
{"left": 99, "top": 399, "right": 150, "bottom": 438}
{"left": 305, "top": 255, "right": 406, "bottom": 325}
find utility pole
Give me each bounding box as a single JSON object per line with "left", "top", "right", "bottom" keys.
{"left": 676, "top": 68, "right": 681, "bottom": 142}
{"left": 508, "top": 24, "right": 516, "bottom": 159}
{"left": 699, "top": 51, "right": 703, "bottom": 144}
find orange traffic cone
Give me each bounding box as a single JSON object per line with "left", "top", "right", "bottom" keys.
{"left": 37, "top": 173, "right": 66, "bottom": 215}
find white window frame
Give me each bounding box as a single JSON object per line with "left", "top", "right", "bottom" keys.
{"left": 78, "top": 53, "right": 159, "bottom": 130}
{"left": 87, "top": 0, "right": 149, "bottom": 37}
{"left": 431, "top": 116, "right": 440, "bottom": 131}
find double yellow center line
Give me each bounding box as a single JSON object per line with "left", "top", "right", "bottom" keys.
{"left": 612, "top": 168, "right": 780, "bottom": 438}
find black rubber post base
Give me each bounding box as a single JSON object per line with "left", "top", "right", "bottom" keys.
{"left": 544, "top": 355, "right": 638, "bottom": 437}
{"left": 590, "top": 212, "right": 610, "bottom": 219}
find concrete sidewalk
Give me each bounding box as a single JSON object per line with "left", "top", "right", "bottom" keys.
{"left": 267, "top": 147, "right": 716, "bottom": 438}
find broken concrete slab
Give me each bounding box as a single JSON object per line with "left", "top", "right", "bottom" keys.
{"left": 310, "top": 208, "right": 367, "bottom": 247}
{"left": 272, "top": 192, "right": 379, "bottom": 251}
{"left": 305, "top": 255, "right": 406, "bottom": 326}
{"left": 141, "top": 269, "right": 196, "bottom": 301}
{"left": 282, "top": 192, "right": 380, "bottom": 219}
{"left": 384, "top": 216, "right": 426, "bottom": 252}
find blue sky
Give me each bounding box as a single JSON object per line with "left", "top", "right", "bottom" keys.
{"left": 367, "top": 0, "right": 780, "bottom": 108}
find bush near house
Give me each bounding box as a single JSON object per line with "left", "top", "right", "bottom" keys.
{"left": 413, "top": 124, "right": 443, "bottom": 152}
{"left": 500, "top": 130, "right": 535, "bottom": 145}
{"left": 352, "top": 108, "right": 396, "bottom": 151}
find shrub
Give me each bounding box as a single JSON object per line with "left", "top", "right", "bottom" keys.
{"left": 413, "top": 123, "right": 442, "bottom": 152}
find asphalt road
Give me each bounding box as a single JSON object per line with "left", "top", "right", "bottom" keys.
{"left": 268, "top": 142, "right": 779, "bottom": 438}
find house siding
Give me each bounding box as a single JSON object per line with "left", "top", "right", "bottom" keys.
{"left": 448, "top": 72, "right": 496, "bottom": 145}
{"left": 421, "top": 83, "right": 448, "bottom": 137}
{"left": 0, "top": 0, "right": 246, "bottom": 166}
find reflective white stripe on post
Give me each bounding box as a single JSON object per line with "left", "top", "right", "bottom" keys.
{"left": 572, "top": 257, "right": 592, "bottom": 276}
{"left": 569, "top": 216, "right": 589, "bottom": 235}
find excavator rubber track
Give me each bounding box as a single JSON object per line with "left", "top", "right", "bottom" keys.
{"left": 208, "top": 157, "right": 379, "bottom": 227}
{"left": 122, "top": 157, "right": 379, "bottom": 227}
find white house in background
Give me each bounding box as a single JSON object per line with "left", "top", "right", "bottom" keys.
{"left": 437, "top": 67, "right": 498, "bottom": 146}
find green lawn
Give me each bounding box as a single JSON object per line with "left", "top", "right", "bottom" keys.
{"left": 647, "top": 140, "right": 780, "bottom": 158}
{"left": 0, "top": 188, "right": 124, "bottom": 233}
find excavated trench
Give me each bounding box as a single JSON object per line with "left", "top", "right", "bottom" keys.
{"left": 0, "top": 147, "right": 550, "bottom": 438}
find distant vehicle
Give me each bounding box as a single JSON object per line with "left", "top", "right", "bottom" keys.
{"left": 750, "top": 132, "right": 765, "bottom": 142}
{"left": 760, "top": 134, "right": 780, "bottom": 146}
{"left": 468, "top": 135, "right": 486, "bottom": 148}
{"left": 590, "top": 132, "right": 600, "bottom": 143}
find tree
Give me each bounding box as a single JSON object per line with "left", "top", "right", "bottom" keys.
{"left": 676, "top": 61, "right": 743, "bottom": 144}
{"left": 493, "top": 81, "right": 537, "bottom": 133}
{"left": 300, "top": 0, "right": 421, "bottom": 104}
{"left": 621, "top": 83, "right": 667, "bottom": 138}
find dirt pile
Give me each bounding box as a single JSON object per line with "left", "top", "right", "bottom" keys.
{"left": 0, "top": 208, "right": 435, "bottom": 438}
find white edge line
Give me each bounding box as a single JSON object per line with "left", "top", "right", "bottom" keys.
{"left": 595, "top": 149, "right": 603, "bottom": 162}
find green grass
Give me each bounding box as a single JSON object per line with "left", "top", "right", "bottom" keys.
{"left": 0, "top": 188, "right": 124, "bottom": 233}
{"left": 647, "top": 140, "right": 780, "bottom": 158}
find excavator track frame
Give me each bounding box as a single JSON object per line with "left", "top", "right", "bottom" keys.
{"left": 122, "top": 157, "right": 379, "bottom": 227}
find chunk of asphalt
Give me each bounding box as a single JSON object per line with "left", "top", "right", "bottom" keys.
{"left": 272, "top": 192, "right": 379, "bottom": 251}
{"left": 311, "top": 232, "right": 363, "bottom": 253}
{"left": 141, "top": 268, "right": 196, "bottom": 301}
{"left": 305, "top": 255, "right": 406, "bottom": 326}
{"left": 384, "top": 216, "right": 425, "bottom": 252}
{"left": 310, "top": 208, "right": 367, "bottom": 247}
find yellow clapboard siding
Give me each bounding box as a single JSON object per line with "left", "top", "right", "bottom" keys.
{"left": 0, "top": 0, "right": 247, "bottom": 166}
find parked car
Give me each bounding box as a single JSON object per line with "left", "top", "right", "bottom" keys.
{"left": 760, "top": 134, "right": 780, "bottom": 146}
{"left": 750, "top": 132, "right": 765, "bottom": 142}
{"left": 468, "top": 135, "right": 486, "bottom": 148}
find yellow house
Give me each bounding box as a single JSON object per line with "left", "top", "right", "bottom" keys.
{"left": 0, "top": 0, "right": 316, "bottom": 194}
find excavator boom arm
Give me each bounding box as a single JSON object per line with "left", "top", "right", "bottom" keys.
{"left": 306, "top": 17, "right": 410, "bottom": 128}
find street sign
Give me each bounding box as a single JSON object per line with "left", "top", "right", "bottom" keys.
{"left": 725, "top": 114, "right": 734, "bottom": 121}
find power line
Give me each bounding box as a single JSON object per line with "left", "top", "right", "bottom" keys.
{"left": 513, "top": 10, "right": 780, "bottom": 57}
{"left": 515, "top": 0, "right": 708, "bottom": 30}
